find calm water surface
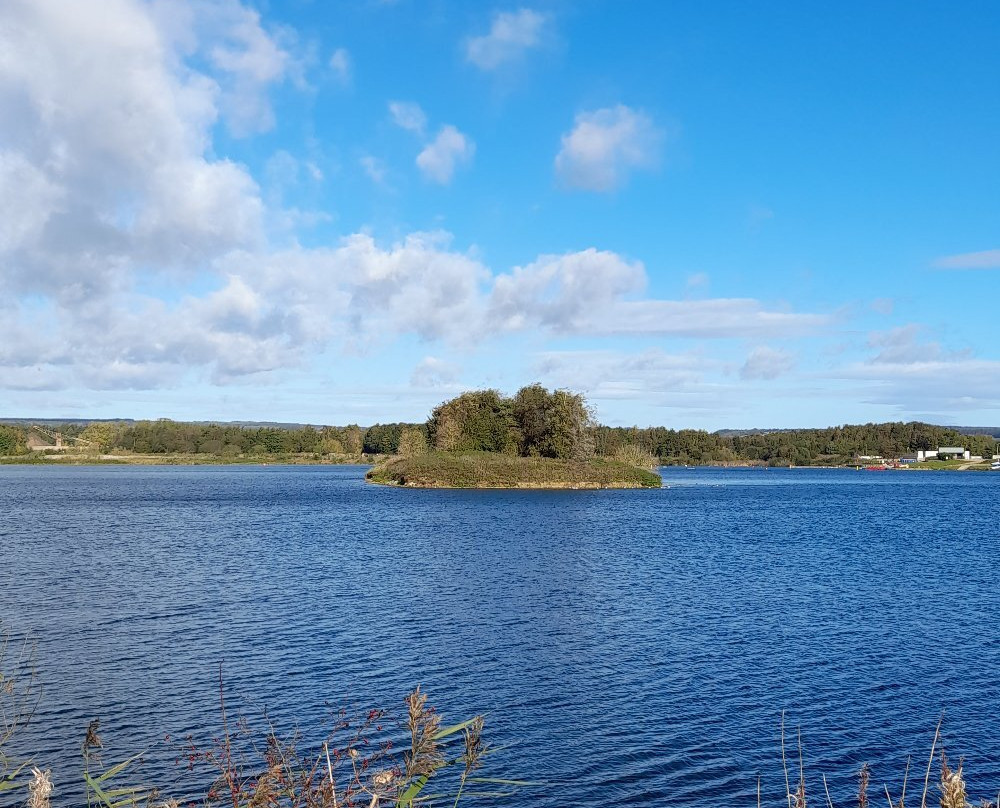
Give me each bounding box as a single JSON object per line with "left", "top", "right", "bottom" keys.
{"left": 2, "top": 465, "right": 1000, "bottom": 807}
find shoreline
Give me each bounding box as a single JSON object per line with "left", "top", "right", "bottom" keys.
{"left": 1, "top": 454, "right": 994, "bottom": 472}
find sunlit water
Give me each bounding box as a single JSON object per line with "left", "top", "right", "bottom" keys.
{"left": 2, "top": 465, "right": 1000, "bottom": 807}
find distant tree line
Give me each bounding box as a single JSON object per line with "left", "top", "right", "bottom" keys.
{"left": 1, "top": 406, "right": 997, "bottom": 464}
{"left": 593, "top": 421, "right": 999, "bottom": 465}
{"left": 0, "top": 425, "right": 27, "bottom": 455}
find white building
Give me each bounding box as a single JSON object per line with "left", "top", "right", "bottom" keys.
{"left": 918, "top": 447, "right": 970, "bottom": 461}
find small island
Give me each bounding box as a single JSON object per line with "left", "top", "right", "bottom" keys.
{"left": 365, "top": 386, "right": 662, "bottom": 489}
{"left": 367, "top": 451, "right": 661, "bottom": 489}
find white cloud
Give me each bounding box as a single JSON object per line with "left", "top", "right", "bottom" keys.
{"left": 596, "top": 300, "right": 831, "bottom": 338}
{"left": 152, "top": 0, "right": 293, "bottom": 136}
{"left": 489, "top": 250, "right": 830, "bottom": 337}
{"left": 836, "top": 356, "right": 1000, "bottom": 417}
{"left": 932, "top": 249, "right": 1000, "bottom": 269}
{"left": 329, "top": 47, "right": 351, "bottom": 86}
{"left": 0, "top": 2, "right": 839, "bottom": 395}
{"left": 0, "top": 231, "right": 494, "bottom": 389}
{"left": 360, "top": 155, "right": 388, "bottom": 185}
{"left": 555, "top": 105, "right": 662, "bottom": 192}
{"left": 416, "top": 125, "right": 475, "bottom": 184}
{"left": 867, "top": 324, "right": 952, "bottom": 365}
{"left": 0, "top": 152, "right": 64, "bottom": 253}
{"left": 388, "top": 100, "right": 427, "bottom": 136}
{"left": 465, "top": 8, "right": 548, "bottom": 71}
{"left": 265, "top": 150, "right": 324, "bottom": 197}
{"left": 489, "top": 249, "right": 645, "bottom": 331}
{"left": 686, "top": 272, "right": 710, "bottom": 292}
{"left": 740, "top": 346, "right": 796, "bottom": 380}
{"left": 0, "top": 0, "right": 266, "bottom": 304}
{"left": 410, "top": 357, "right": 461, "bottom": 388}
{"left": 818, "top": 325, "right": 1000, "bottom": 419}
{"left": 535, "top": 348, "right": 707, "bottom": 398}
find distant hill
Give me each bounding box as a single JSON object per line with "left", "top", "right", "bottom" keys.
{"left": 717, "top": 425, "right": 1000, "bottom": 439}
{"left": 0, "top": 417, "right": 339, "bottom": 430}
{"left": 5, "top": 418, "right": 1000, "bottom": 437}
{"left": 0, "top": 417, "right": 134, "bottom": 426}
{"left": 714, "top": 427, "right": 792, "bottom": 437}
{"left": 950, "top": 426, "right": 1000, "bottom": 438}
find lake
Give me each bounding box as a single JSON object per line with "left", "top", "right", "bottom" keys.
{"left": 2, "top": 465, "right": 1000, "bottom": 807}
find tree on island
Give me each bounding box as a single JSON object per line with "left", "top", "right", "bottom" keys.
{"left": 426, "top": 385, "right": 594, "bottom": 460}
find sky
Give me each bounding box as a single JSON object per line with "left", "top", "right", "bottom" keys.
{"left": 1, "top": 0, "right": 998, "bottom": 429}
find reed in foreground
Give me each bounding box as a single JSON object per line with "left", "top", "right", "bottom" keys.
{"left": 1, "top": 629, "right": 528, "bottom": 808}
{"left": 774, "top": 714, "right": 998, "bottom": 808}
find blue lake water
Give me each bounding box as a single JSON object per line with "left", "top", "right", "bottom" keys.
{"left": 2, "top": 465, "right": 1000, "bottom": 807}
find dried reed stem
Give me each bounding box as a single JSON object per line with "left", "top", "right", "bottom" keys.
{"left": 900, "top": 755, "right": 911, "bottom": 808}
{"left": 782, "top": 712, "right": 794, "bottom": 808}
{"left": 323, "top": 741, "right": 338, "bottom": 808}
{"left": 921, "top": 716, "right": 944, "bottom": 808}
{"left": 797, "top": 727, "right": 807, "bottom": 808}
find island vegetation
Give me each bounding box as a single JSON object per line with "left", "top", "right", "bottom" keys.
{"left": 365, "top": 386, "right": 661, "bottom": 488}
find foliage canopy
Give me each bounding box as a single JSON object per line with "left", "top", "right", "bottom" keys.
{"left": 427, "top": 385, "right": 594, "bottom": 460}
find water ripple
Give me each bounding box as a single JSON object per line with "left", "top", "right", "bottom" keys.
{"left": 2, "top": 465, "right": 1000, "bottom": 807}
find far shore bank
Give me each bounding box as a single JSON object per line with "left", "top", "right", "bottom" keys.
{"left": 1, "top": 452, "right": 995, "bottom": 472}
{"left": 0, "top": 452, "right": 378, "bottom": 466}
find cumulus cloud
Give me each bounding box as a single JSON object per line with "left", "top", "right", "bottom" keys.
{"left": 555, "top": 105, "right": 662, "bottom": 192}
{"left": 465, "top": 8, "right": 548, "bottom": 71}
{"left": 0, "top": 0, "right": 269, "bottom": 297}
{"left": 388, "top": 100, "right": 427, "bottom": 135}
{"left": 329, "top": 47, "right": 351, "bottom": 86}
{"left": 489, "top": 251, "right": 830, "bottom": 337}
{"left": 1, "top": 231, "right": 494, "bottom": 390}
{"left": 390, "top": 103, "right": 475, "bottom": 184}
{"left": 932, "top": 249, "right": 1000, "bottom": 269}
{"left": 0, "top": 1, "right": 837, "bottom": 395}
{"left": 416, "top": 125, "right": 475, "bottom": 184}
{"left": 150, "top": 0, "right": 293, "bottom": 136}
{"left": 489, "top": 249, "right": 645, "bottom": 331}
{"left": 740, "top": 346, "right": 796, "bottom": 380}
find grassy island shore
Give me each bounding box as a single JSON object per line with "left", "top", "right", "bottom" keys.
{"left": 366, "top": 451, "right": 662, "bottom": 489}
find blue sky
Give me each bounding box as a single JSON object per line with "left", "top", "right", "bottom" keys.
{"left": 1, "top": 0, "right": 998, "bottom": 428}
